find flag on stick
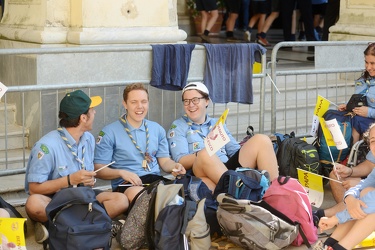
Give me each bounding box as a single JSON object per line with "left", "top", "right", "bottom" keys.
{"left": 204, "top": 109, "right": 230, "bottom": 156}
{"left": 310, "top": 95, "right": 331, "bottom": 136}
{"left": 297, "top": 168, "right": 324, "bottom": 208}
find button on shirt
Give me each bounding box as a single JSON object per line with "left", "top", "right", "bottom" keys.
{"left": 167, "top": 115, "right": 240, "bottom": 163}
{"left": 25, "top": 127, "right": 95, "bottom": 194}
{"left": 94, "top": 118, "right": 170, "bottom": 190}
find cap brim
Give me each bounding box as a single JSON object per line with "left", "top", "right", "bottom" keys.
{"left": 90, "top": 96, "right": 102, "bottom": 108}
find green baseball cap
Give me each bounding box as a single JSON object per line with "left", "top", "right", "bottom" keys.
{"left": 60, "top": 90, "right": 102, "bottom": 119}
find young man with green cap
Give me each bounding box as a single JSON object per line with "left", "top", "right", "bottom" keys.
{"left": 24, "top": 90, "right": 129, "bottom": 244}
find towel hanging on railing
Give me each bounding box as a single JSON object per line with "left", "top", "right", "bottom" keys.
{"left": 203, "top": 43, "right": 266, "bottom": 104}
{"left": 150, "top": 44, "right": 196, "bottom": 91}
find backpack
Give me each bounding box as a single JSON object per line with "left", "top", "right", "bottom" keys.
{"left": 269, "top": 132, "right": 293, "bottom": 154}
{"left": 213, "top": 168, "right": 270, "bottom": 201}
{"left": 263, "top": 176, "right": 317, "bottom": 247}
{"left": 45, "top": 187, "right": 112, "bottom": 250}
{"left": 167, "top": 175, "right": 221, "bottom": 236}
{"left": 118, "top": 180, "right": 162, "bottom": 250}
{"left": 146, "top": 183, "right": 211, "bottom": 250}
{"left": 277, "top": 134, "right": 320, "bottom": 178}
{"left": 316, "top": 110, "right": 352, "bottom": 172}
{"left": 216, "top": 193, "right": 299, "bottom": 250}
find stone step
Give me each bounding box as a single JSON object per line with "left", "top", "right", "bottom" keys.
{"left": 0, "top": 148, "right": 30, "bottom": 171}
{"left": 0, "top": 123, "right": 29, "bottom": 151}
{"left": 0, "top": 102, "right": 16, "bottom": 125}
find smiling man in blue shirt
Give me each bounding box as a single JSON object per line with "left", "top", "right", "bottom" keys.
{"left": 25, "top": 90, "right": 128, "bottom": 244}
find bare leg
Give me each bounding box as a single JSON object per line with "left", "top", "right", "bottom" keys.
{"left": 238, "top": 134, "right": 279, "bottom": 181}
{"left": 96, "top": 191, "right": 129, "bottom": 218}
{"left": 25, "top": 194, "right": 51, "bottom": 222}
{"left": 337, "top": 213, "right": 375, "bottom": 249}
{"left": 0, "top": 208, "right": 10, "bottom": 218}
{"left": 261, "top": 12, "right": 279, "bottom": 33}
{"left": 200, "top": 11, "right": 208, "bottom": 34}
{"left": 206, "top": 10, "right": 219, "bottom": 31}
{"left": 193, "top": 148, "right": 228, "bottom": 190}
{"left": 352, "top": 127, "right": 360, "bottom": 144}
{"left": 226, "top": 13, "right": 239, "bottom": 32}
{"left": 329, "top": 170, "right": 346, "bottom": 203}
{"left": 124, "top": 186, "right": 144, "bottom": 203}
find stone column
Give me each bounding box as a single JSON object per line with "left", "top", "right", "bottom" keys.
{"left": 0, "top": 0, "right": 187, "bottom": 44}
{"left": 329, "top": 0, "right": 375, "bottom": 41}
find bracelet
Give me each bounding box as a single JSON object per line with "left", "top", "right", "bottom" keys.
{"left": 348, "top": 167, "right": 353, "bottom": 177}
{"left": 67, "top": 174, "right": 71, "bottom": 186}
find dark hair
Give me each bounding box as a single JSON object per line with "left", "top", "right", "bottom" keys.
{"left": 123, "top": 83, "right": 149, "bottom": 102}
{"left": 59, "top": 109, "right": 89, "bottom": 128}
{"left": 362, "top": 43, "right": 375, "bottom": 79}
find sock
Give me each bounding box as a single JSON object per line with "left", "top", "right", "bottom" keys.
{"left": 332, "top": 243, "right": 347, "bottom": 250}
{"left": 290, "top": 34, "right": 296, "bottom": 41}
{"left": 315, "top": 26, "right": 322, "bottom": 33}
{"left": 316, "top": 209, "right": 325, "bottom": 218}
{"left": 324, "top": 237, "right": 338, "bottom": 247}
{"left": 259, "top": 32, "right": 266, "bottom": 38}
{"left": 247, "top": 27, "right": 252, "bottom": 32}
{"left": 204, "top": 30, "right": 209, "bottom": 36}
{"left": 226, "top": 31, "right": 233, "bottom": 37}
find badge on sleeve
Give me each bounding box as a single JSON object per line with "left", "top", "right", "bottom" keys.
{"left": 96, "top": 131, "right": 105, "bottom": 144}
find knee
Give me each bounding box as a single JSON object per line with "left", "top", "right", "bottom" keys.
{"left": 113, "top": 192, "right": 129, "bottom": 212}
{"left": 25, "top": 194, "right": 48, "bottom": 220}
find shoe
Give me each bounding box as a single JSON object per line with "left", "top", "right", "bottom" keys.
{"left": 312, "top": 240, "right": 333, "bottom": 250}
{"left": 243, "top": 30, "right": 251, "bottom": 42}
{"left": 257, "top": 37, "right": 270, "bottom": 46}
{"left": 312, "top": 210, "right": 320, "bottom": 227}
{"left": 226, "top": 36, "right": 242, "bottom": 43}
{"left": 200, "top": 34, "right": 211, "bottom": 43}
{"left": 111, "top": 219, "right": 125, "bottom": 238}
{"left": 34, "top": 222, "right": 49, "bottom": 244}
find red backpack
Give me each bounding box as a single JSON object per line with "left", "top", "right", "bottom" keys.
{"left": 263, "top": 176, "right": 318, "bottom": 247}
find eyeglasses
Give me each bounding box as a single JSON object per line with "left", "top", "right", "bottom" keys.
{"left": 183, "top": 97, "right": 205, "bottom": 106}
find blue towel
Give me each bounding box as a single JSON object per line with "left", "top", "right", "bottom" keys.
{"left": 203, "top": 43, "right": 266, "bottom": 104}
{"left": 150, "top": 44, "right": 196, "bottom": 91}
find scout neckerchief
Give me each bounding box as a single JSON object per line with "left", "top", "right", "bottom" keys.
{"left": 57, "top": 127, "right": 85, "bottom": 170}
{"left": 183, "top": 114, "right": 213, "bottom": 139}
{"left": 119, "top": 115, "right": 151, "bottom": 171}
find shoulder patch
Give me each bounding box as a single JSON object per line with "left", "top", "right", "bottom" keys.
{"left": 40, "top": 144, "right": 49, "bottom": 154}
{"left": 170, "top": 124, "right": 177, "bottom": 129}
{"left": 99, "top": 131, "right": 105, "bottom": 137}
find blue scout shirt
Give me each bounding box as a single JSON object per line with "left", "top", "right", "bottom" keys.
{"left": 94, "top": 117, "right": 170, "bottom": 190}
{"left": 354, "top": 77, "right": 375, "bottom": 118}
{"left": 25, "top": 127, "right": 95, "bottom": 194}
{"left": 167, "top": 114, "right": 240, "bottom": 163}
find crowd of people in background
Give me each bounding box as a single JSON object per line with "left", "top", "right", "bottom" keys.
{"left": 196, "top": 0, "right": 340, "bottom": 46}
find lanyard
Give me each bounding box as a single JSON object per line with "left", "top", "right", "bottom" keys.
{"left": 57, "top": 127, "right": 85, "bottom": 170}
{"left": 119, "top": 115, "right": 151, "bottom": 171}
{"left": 184, "top": 114, "right": 212, "bottom": 139}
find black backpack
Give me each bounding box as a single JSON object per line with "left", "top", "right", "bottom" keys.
{"left": 277, "top": 134, "right": 320, "bottom": 178}
{"left": 45, "top": 187, "right": 112, "bottom": 250}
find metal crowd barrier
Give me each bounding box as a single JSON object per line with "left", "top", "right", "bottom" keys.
{"left": 0, "top": 45, "right": 267, "bottom": 175}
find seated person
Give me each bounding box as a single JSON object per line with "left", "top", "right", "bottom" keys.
{"left": 94, "top": 83, "right": 186, "bottom": 202}
{"left": 316, "top": 123, "right": 375, "bottom": 250}
{"left": 167, "top": 82, "right": 279, "bottom": 191}
{"left": 25, "top": 90, "right": 128, "bottom": 244}
{"left": 337, "top": 42, "right": 375, "bottom": 144}
{"left": 314, "top": 124, "right": 375, "bottom": 221}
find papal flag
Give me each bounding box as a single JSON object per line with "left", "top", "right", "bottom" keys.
{"left": 0, "top": 217, "right": 27, "bottom": 250}
{"left": 310, "top": 95, "right": 330, "bottom": 137}
{"left": 297, "top": 168, "right": 324, "bottom": 208}
{"left": 205, "top": 109, "right": 230, "bottom": 156}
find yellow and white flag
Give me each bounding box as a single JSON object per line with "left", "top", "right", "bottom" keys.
{"left": 0, "top": 218, "right": 27, "bottom": 250}
{"left": 205, "top": 109, "right": 230, "bottom": 156}
{"left": 297, "top": 168, "right": 324, "bottom": 208}
{"left": 310, "top": 95, "right": 330, "bottom": 137}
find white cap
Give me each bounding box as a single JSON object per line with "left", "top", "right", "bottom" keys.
{"left": 182, "top": 82, "right": 209, "bottom": 96}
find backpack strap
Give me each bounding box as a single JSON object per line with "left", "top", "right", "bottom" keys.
{"left": 277, "top": 176, "right": 290, "bottom": 185}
